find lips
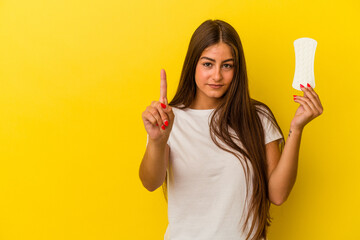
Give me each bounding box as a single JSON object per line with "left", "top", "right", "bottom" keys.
{"left": 208, "top": 84, "right": 223, "bottom": 89}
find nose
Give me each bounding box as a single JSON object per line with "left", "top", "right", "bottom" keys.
{"left": 212, "top": 66, "right": 223, "bottom": 82}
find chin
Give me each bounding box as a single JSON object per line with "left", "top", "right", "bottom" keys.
{"left": 207, "top": 93, "right": 224, "bottom": 98}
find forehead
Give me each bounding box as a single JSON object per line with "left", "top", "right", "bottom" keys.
{"left": 200, "top": 42, "right": 233, "bottom": 57}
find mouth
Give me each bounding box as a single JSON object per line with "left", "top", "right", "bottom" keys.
{"left": 208, "top": 84, "right": 223, "bottom": 89}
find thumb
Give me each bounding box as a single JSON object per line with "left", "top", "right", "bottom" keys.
{"left": 167, "top": 105, "right": 174, "bottom": 120}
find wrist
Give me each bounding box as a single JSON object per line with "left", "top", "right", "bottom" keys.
{"left": 289, "top": 126, "right": 303, "bottom": 134}
{"left": 148, "top": 136, "right": 168, "bottom": 146}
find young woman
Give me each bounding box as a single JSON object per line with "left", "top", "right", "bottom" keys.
{"left": 139, "top": 19, "right": 323, "bottom": 240}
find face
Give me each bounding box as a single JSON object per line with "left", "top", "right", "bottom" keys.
{"left": 193, "top": 42, "right": 235, "bottom": 109}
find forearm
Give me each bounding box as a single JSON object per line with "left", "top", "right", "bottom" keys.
{"left": 139, "top": 139, "right": 167, "bottom": 192}
{"left": 268, "top": 127, "right": 303, "bottom": 205}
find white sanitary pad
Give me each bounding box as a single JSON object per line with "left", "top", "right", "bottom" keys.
{"left": 292, "top": 37, "right": 317, "bottom": 91}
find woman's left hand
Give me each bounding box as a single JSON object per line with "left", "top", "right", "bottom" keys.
{"left": 291, "top": 83, "right": 324, "bottom": 131}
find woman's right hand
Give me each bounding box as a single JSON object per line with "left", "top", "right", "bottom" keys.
{"left": 142, "top": 69, "right": 175, "bottom": 143}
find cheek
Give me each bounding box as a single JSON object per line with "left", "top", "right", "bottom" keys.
{"left": 224, "top": 71, "right": 234, "bottom": 83}
{"left": 195, "top": 67, "right": 205, "bottom": 82}
{"left": 195, "top": 67, "right": 210, "bottom": 81}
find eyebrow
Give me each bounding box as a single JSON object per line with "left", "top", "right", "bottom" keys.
{"left": 200, "top": 57, "right": 234, "bottom": 63}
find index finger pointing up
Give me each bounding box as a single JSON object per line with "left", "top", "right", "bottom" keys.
{"left": 160, "top": 69, "right": 168, "bottom": 105}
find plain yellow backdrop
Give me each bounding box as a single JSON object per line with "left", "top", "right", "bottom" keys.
{"left": 0, "top": 0, "right": 359, "bottom": 239}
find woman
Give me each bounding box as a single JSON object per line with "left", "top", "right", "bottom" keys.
{"left": 139, "top": 19, "right": 323, "bottom": 240}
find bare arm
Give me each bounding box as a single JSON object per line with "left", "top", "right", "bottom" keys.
{"left": 139, "top": 139, "right": 169, "bottom": 192}
{"left": 267, "top": 128, "right": 302, "bottom": 205}
{"left": 267, "top": 83, "right": 323, "bottom": 205}
{"left": 140, "top": 69, "right": 174, "bottom": 192}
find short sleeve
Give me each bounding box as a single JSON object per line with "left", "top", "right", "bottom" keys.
{"left": 258, "top": 108, "right": 283, "bottom": 145}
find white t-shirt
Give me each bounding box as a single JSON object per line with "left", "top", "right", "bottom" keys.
{"left": 146, "top": 106, "right": 283, "bottom": 240}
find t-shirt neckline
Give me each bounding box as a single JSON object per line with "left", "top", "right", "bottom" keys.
{"left": 176, "top": 104, "right": 215, "bottom": 114}
{"left": 186, "top": 108, "right": 215, "bottom": 111}
{"left": 184, "top": 108, "right": 215, "bottom": 115}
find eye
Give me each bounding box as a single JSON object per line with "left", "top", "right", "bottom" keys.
{"left": 203, "top": 62, "right": 212, "bottom": 67}
{"left": 223, "top": 64, "right": 233, "bottom": 69}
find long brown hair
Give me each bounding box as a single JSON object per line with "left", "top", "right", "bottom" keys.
{"left": 162, "top": 19, "right": 285, "bottom": 240}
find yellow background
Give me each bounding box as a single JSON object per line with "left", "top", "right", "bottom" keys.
{"left": 0, "top": 0, "right": 359, "bottom": 239}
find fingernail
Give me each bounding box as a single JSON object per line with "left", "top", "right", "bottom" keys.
{"left": 293, "top": 95, "right": 297, "bottom": 97}
{"left": 300, "top": 84, "right": 305, "bottom": 88}
{"left": 307, "top": 83, "right": 311, "bottom": 88}
{"left": 161, "top": 103, "right": 166, "bottom": 109}
{"left": 156, "top": 123, "right": 159, "bottom": 126}
{"left": 161, "top": 125, "right": 165, "bottom": 130}
{"left": 164, "top": 120, "right": 168, "bottom": 126}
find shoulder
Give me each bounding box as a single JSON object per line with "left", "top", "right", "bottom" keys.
{"left": 254, "top": 102, "right": 272, "bottom": 115}
{"left": 170, "top": 106, "right": 180, "bottom": 114}
{"left": 253, "top": 102, "right": 281, "bottom": 136}
{"left": 254, "top": 103, "right": 274, "bottom": 123}
{"left": 169, "top": 104, "right": 186, "bottom": 114}
{"left": 253, "top": 102, "right": 284, "bottom": 145}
